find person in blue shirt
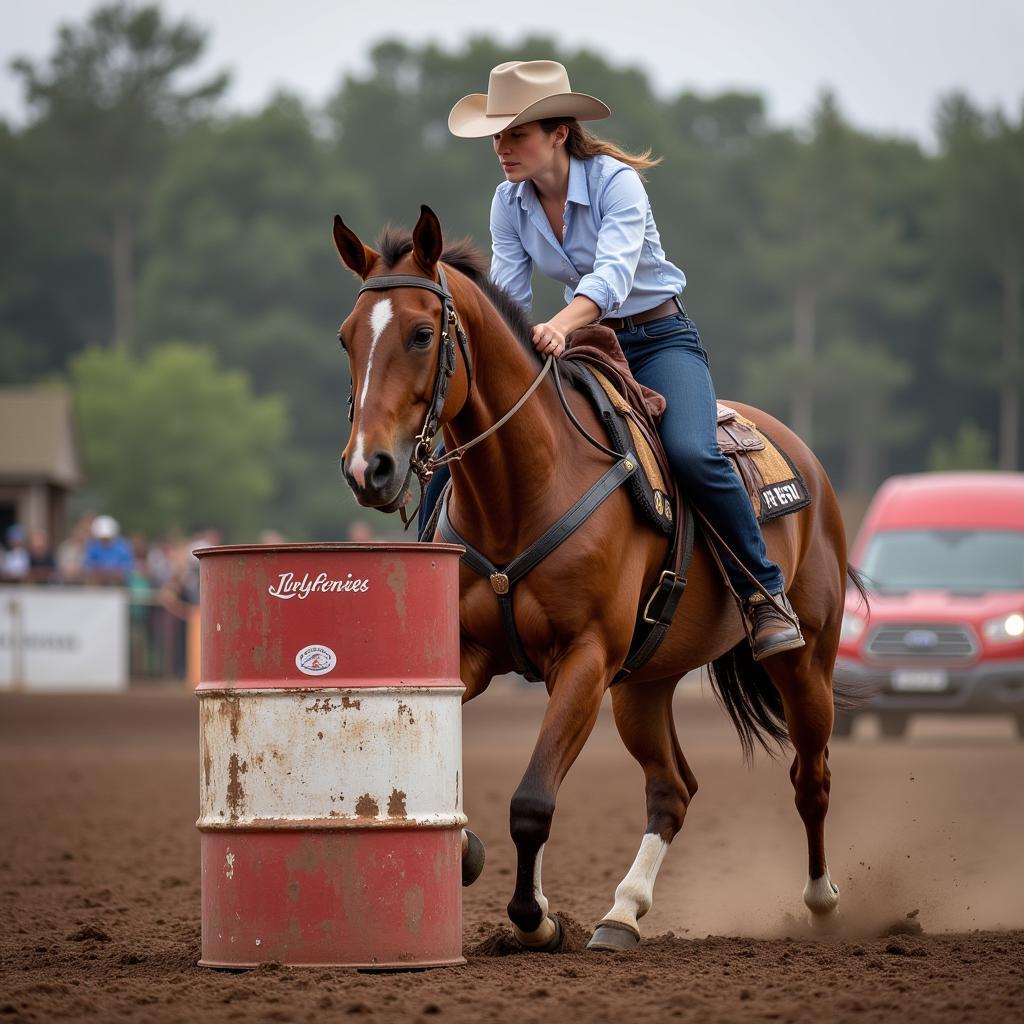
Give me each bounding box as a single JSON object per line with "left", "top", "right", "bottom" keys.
{"left": 82, "top": 514, "right": 135, "bottom": 585}
{"left": 426, "top": 60, "right": 802, "bottom": 661}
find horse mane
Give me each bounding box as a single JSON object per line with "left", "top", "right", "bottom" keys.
{"left": 375, "top": 227, "right": 536, "bottom": 357}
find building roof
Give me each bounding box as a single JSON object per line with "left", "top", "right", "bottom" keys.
{"left": 0, "top": 387, "right": 82, "bottom": 487}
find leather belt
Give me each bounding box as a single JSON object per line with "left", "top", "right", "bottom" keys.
{"left": 601, "top": 296, "right": 684, "bottom": 333}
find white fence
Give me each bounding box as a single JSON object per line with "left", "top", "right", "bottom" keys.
{"left": 0, "top": 585, "right": 128, "bottom": 692}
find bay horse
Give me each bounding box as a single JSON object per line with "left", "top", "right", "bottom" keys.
{"left": 332, "top": 205, "right": 858, "bottom": 952}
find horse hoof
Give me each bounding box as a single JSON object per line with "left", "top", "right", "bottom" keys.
{"left": 514, "top": 914, "right": 564, "bottom": 953}
{"left": 461, "top": 829, "right": 485, "bottom": 887}
{"left": 587, "top": 919, "right": 640, "bottom": 952}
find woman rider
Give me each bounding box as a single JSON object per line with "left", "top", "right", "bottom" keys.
{"left": 424, "top": 59, "right": 802, "bottom": 661}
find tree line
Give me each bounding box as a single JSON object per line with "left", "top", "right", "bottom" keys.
{"left": 2, "top": 3, "right": 1021, "bottom": 539}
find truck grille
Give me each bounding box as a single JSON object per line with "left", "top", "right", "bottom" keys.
{"left": 866, "top": 624, "right": 978, "bottom": 660}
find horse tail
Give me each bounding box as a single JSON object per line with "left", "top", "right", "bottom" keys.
{"left": 707, "top": 642, "right": 790, "bottom": 762}
{"left": 709, "top": 565, "right": 872, "bottom": 758}
{"left": 832, "top": 564, "right": 874, "bottom": 716}
{"left": 847, "top": 564, "right": 871, "bottom": 608}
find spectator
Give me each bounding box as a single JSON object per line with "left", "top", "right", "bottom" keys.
{"left": 56, "top": 513, "right": 94, "bottom": 584}
{"left": 26, "top": 529, "right": 57, "bottom": 583}
{"left": 82, "top": 515, "right": 134, "bottom": 585}
{"left": 2, "top": 524, "right": 30, "bottom": 581}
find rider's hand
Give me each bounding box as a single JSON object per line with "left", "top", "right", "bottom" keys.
{"left": 531, "top": 321, "right": 566, "bottom": 357}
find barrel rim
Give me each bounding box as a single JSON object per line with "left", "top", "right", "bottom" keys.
{"left": 197, "top": 814, "right": 468, "bottom": 831}
{"left": 194, "top": 541, "right": 465, "bottom": 558}
{"left": 195, "top": 684, "right": 466, "bottom": 696}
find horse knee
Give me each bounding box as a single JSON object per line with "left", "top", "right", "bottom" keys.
{"left": 645, "top": 776, "right": 691, "bottom": 840}
{"left": 509, "top": 788, "right": 555, "bottom": 850}
{"left": 792, "top": 758, "right": 830, "bottom": 822}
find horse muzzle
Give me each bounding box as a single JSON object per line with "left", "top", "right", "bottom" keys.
{"left": 341, "top": 448, "right": 412, "bottom": 510}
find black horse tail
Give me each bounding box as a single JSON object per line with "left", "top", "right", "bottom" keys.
{"left": 709, "top": 564, "right": 873, "bottom": 759}
{"left": 707, "top": 641, "right": 790, "bottom": 762}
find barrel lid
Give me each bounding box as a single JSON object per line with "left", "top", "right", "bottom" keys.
{"left": 193, "top": 541, "right": 465, "bottom": 558}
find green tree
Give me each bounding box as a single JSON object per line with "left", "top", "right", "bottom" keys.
{"left": 932, "top": 93, "right": 1024, "bottom": 469}
{"left": 72, "top": 342, "right": 285, "bottom": 538}
{"left": 929, "top": 423, "right": 996, "bottom": 471}
{"left": 744, "top": 93, "right": 904, "bottom": 445}
{"left": 10, "top": 1, "right": 228, "bottom": 352}
{"left": 136, "top": 94, "right": 369, "bottom": 538}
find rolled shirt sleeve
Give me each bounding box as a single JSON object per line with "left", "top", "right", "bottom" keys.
{"left": 489, "top": 187, "right": 534, "bottom": 313}
{"left": 572, "top": 167, "right": 648, "bottom": 318}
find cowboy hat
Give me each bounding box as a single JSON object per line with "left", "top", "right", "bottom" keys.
{"left": 448, "top": 60, "right": 610, "bottom": 139}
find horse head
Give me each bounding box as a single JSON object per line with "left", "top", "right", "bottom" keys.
{"left": 332, "top": 205, "right": 470, "bottom": 511}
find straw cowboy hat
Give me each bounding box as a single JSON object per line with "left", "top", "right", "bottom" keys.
{"left": 448, "top": 60, "right": 611, "bottom": 138}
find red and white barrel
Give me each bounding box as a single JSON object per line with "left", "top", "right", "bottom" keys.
{"left": 195, "top": 542, "right": 466, "bottom": 969}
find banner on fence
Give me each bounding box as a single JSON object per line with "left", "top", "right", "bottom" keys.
{"left": 0, "top": 585, "right": 127, "bottom": 692}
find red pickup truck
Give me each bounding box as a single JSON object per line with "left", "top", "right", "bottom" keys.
{"left": 835, "top": 471, "right": 1024, "bottom": 738}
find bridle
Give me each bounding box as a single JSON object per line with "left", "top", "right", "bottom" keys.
{"left": 351, "top": 264, "right": 565, "bottom": 527}
{"left": 351, "top": 262, "right": 626, "bottom": 530}
{"left": 356, "top": 264, "right": 473, "bottom": 468}
{"left": 351, "top": 265, "right": 472, "bottom": 524}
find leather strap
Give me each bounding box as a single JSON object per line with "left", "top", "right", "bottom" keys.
{"left": 616, "top": 497, "right": 694, "bottom": 681}
{"left": 354, "top": 265, "right": 473, "bottom": 528}
{"left": 438, "top": 456, "right": 638, "bottom": 681}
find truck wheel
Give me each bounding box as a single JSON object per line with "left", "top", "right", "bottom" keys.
{"left": 831, "top": 712, "right": 854, "bottom": 738}
{"left": 879, "top": 713, "right": 909, "bottom": 739}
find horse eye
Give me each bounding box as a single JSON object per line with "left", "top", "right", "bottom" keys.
{"left": 411, "top": 327, "right": 433, "bottom": 349}
{"left": 337, "top": 330, "right": 347, "bottom": 351}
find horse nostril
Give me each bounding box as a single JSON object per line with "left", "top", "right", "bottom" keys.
{"left": 366, "top": 451, "right": 395, "bottom": 491}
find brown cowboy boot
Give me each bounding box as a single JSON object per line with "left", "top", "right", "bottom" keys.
{"left": 743, "top": 589, "right": 805, "bottom": 661}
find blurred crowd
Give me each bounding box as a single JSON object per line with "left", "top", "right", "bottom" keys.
{"left": 0, "top": 513, "right": 224, "bottom": 604}
{"left": 1, "top": 514, "right": 306, "bottom": 679}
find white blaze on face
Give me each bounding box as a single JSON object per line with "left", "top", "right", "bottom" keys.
{"left": 349, "top": 297, "right": 394, "bottom": 487}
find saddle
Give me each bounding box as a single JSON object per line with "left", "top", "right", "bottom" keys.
{"left": 716, "top": 405, "right": 812, "bottom": 522}
{"left": 563, "top": 325, "right": 811, "bottom": 529}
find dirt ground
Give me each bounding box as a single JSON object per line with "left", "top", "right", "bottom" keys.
{"left": 2, "top": 678, "right": 1023, "bottom": 1023}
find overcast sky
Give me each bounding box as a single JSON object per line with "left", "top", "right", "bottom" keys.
{"left": 5, "top": 0, "right": 1023, "bottom": 147}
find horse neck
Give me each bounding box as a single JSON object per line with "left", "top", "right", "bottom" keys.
{"left": 442, "top": 293, "right": 562, "bottom": 541}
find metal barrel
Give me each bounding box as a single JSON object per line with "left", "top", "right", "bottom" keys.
{"left": 195, "top": 542, "right": 466, "bottom": 969}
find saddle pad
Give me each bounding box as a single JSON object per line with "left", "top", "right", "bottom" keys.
{"left": 716, "top": 404, "right": 812, "bottom": 522}
{"left": 567, "top": 364, "right": 675, "bottom": 534}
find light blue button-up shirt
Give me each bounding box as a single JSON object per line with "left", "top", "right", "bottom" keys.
{"left": 489, "top": 154, "right": 686, "bottom": 319}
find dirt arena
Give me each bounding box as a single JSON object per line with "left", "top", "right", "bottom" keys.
{"left": 2, "top": 679, "right": 1022, "bottom": 1023}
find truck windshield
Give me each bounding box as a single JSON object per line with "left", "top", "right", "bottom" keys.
{"left": 860, "top": 530, "right": 1024, "bottom": 592}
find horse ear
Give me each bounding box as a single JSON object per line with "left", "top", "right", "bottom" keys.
{"left": 412, "top": 205, "right": 443, "bottom": 275}
{"left": 333, "top": 215, "right": 378, "bottom": 280}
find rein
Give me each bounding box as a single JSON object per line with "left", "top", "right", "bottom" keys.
{"left": 351, "top": 264, "right": 695, "bottom": 681}
{"left": 354, "top": 265, "right": 579, "bottom": 527}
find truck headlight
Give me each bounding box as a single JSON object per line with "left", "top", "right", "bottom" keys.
{"left": 840, "top": 612, "right": 867, "bottom": 644}
{"left": 982, "top": 612, "right": 1024, "bottom": 642}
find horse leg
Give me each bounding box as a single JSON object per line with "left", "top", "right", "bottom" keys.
{"left": 459, "top": 636, "right": 495, "bottom": 887}
{"left": 763, "top": 640, "right": 841, "bottom": 929}
{"left": 588, "top": 678, "right": 696, "bottom": 951}
{"left": 506, "top": 642, "right": 610, "bottom": 949}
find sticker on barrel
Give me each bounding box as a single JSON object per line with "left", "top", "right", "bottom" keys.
{"left": 295, "top": 644, "right": 337, "bottom": 675}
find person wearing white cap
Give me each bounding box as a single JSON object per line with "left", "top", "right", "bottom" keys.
{"left": 83, "top": 514, "right": 135, "bottom": 584}
{"left": 437, "top": 60, "right": 802, "bottom": 660}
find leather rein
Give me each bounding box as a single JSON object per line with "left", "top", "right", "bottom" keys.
{"left": 352, "top": 266, "right": 692, "bottom": 683}
{"left": 353, "top": 265, "right": 617, "bottom": 525}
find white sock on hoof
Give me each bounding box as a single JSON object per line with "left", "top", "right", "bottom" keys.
{"left": 513, "top": 916, "right": 558, "bottom": 948}
{"left": 803, "top": 867, "right": 840, "bottom": 918}
{"left": 601, "top": 834, "right": 669, "bottom": 935}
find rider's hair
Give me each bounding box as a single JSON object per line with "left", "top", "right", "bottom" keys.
{"left": 537, "top": 117, "right": 661, "bottom": 178}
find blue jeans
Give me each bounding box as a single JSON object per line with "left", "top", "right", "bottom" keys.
{"left": 614, "top": 309, "right": 783, "bottom": 599}
{"left": 418, "top": 310, "right": 784, "bottom": 601}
